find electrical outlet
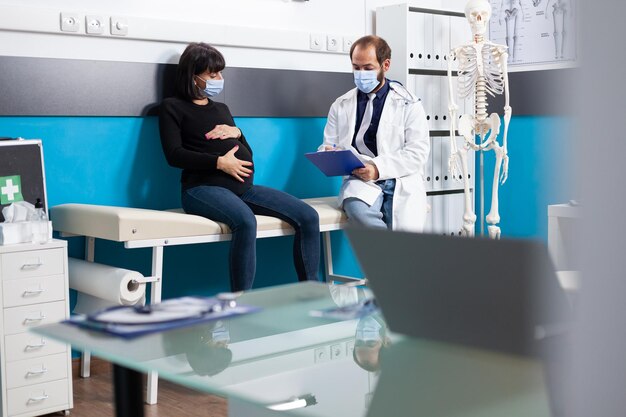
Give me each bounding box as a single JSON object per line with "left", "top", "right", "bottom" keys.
{"left": 343, "top": 36, "right": 355, "bottom": 53}
{"left": 310, "top": 33, "right": 323, "bottom": 51}
{"left": 327, "top": 35, "right": 340, "bottom": 52}
{"left": 85, "top": 15, "right": 105, "bottom": 35}
{"left": 346, "top": 340, "right": 355, "bottom": 356}
{"left": 330, "top": 343, "right": 343, "bottom": 359}
{"left": 60, "top": 12, "right": 80, "bottom": 32}
{"left": 110, "top": 16, "right": 128, "bottom": 36}
{"left": 314, "top": 346, "right": 330, "bottom": 363}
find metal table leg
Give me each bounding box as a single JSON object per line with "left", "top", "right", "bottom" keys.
{"left": 113, "top": 365, "right": 144, "bottom": 417}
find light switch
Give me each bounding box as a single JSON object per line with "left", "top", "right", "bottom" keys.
{"left": 110, "top": 16, "right": 128, "bottom": 36}
{"left": 310, "top": 34, "right": 323, "bottom": 50}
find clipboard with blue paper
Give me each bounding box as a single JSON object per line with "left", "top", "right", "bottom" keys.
{"left": 65, "top": 295, "right": 261, "bottom": 338}
{"left": 305, "top": 148, "right": 366, "bottom": 177}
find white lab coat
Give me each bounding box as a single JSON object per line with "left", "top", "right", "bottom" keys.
{"left": 321, "top": 81, "right": 430, "bottom": 232}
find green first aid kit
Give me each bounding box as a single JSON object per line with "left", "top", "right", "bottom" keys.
{"left": 0, "top": 139, "right": 48, "bottom": 222}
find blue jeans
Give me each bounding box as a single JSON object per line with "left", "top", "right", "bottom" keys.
{"left": 342, "top": 179, "right": 395, "bottom": 230}
{"left": 182, "top": 185, "right": 320, "bottom": 291}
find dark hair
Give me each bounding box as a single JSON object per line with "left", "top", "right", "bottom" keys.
{"left": 353, "top": 347, "right": 379, "bottom": 372}
{"left": 349, "top": 35, "right": 392, "bottom": 66}
{"left": 175, "top": 42, "right": 226, "bottom": 101}
{"left": 186, "top": 345, "right": 233, "bottom": 377}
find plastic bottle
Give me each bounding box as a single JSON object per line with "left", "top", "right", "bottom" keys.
{"left": 31, "top": 198, "right": 49, "bottom": 244}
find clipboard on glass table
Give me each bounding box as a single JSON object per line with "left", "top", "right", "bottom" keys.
{"left": 305, "top": 148, "right": 366, "bottom": 177}
{"left": 64, "top": 295, "right": 261, "bottom": 338}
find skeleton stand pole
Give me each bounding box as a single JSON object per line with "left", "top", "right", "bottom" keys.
{"left": 480, "top": 148, "right": 485, "bottom": 236}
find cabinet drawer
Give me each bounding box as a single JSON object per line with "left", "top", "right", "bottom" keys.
{"left": 3, "top": 301, "right": 66, "bottom": 335}
{"left": 1, "top": 248, "right": 64, "bottom": 280}
{"left": 7, "top": 379, "right": 70, "bottom": 416}
{"left": 6, "top": 352, "right": 69, "bottom": 389}
{"left": 5, "top": 333, "right": 67, "bottom": 362}
{"left": 3, "top": 274, "right": 66, "bottom": 307}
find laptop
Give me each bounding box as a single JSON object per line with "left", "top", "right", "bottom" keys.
{"left": 345, "top": 228, "right": 573, "bottom": 357}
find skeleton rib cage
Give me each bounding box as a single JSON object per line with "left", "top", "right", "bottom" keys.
{"left": 455, "top": 43, "right": 505, "bottom": 100}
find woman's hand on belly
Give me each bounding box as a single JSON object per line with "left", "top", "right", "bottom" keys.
{"left": 205, "top": 124, "right": 242, "bottom": 140}
{"left": 216, "top": 146, "right": 253, "bottom": 182}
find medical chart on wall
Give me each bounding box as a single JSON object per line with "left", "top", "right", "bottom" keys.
{"left": 489, "top": 0, "right": 576, "bottom": 68}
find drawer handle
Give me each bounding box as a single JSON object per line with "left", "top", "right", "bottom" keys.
{"left": 24, "top": 314, "right": 46, "bottom": 323}
{"left": 21, "top": 262, "right": 43, "bottom": 270}
{"left": 23, "top": 288, "right": 45, "bottom": 296}
{"left": 25, "top": 340, "right": 47, "bottom": 350}
{"left": 27, "top": 394, "right": 49, "bottom": 403}
{"left": 27, "top": 367, "right": 48, "bottom": 376}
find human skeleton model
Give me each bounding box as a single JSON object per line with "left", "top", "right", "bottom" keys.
{"left": 499, "top": 0, "right": 525, "bottom": 62}
{"left": 447, "top": 0, "right": 511, "bottom": 239}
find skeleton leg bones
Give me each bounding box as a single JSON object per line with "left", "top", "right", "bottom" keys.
{"left": 460, "top": 112, "right": 504, "bottom": 239}
{"left": 486, "top": 143, "right": 505, "bottom": 239}
{"left": 457, "top": 114, "right": 478, "bottom": 236}
{"left": 484, "top": 113, "right": 504, "bottom": 240}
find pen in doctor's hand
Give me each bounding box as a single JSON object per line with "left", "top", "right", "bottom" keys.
{"left": 323, "top": 144, "right": 337, "bottom": 151}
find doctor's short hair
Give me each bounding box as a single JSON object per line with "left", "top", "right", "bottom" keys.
{"left": 176, "top": 42, "right": 226, "bottom": 101}
{"left": 350, "top": 35, "right": 392, "bottom": 66}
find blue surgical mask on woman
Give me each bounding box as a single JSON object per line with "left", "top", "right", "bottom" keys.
{"left": 353, "top": 70, "right": 380, "bottom": 94}
{"left": 196, "top": 75, "right": 224, "bottom": 97}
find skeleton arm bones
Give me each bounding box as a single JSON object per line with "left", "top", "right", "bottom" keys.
{"left": 447, "top": 47, "right": 462, "bottom": 179}
{"left": 498, "top": 49, "right": 512, "bottom": 184}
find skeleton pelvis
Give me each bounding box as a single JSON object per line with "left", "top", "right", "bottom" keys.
{"left": 458, "top": 113, "right": 501, "bottom": 148}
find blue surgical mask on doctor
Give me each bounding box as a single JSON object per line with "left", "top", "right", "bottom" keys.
{"left": 353, "top": 70, "right": 380, "bottom": 94}
{"left": 196, "top": 74, "right": 224, "bottom": 97}
{"left": 356, "top": 316, "right": 383, "bottom": 342}
{"left": 211, "top": 321, "right": 230, "bottom": 345}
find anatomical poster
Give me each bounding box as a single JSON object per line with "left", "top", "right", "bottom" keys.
{"left": 489, "top": 0, "right": 577, "bottom": 67}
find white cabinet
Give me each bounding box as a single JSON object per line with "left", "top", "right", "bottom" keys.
{"left": 0, "top": 240, "right": 72, "bottom": 417}
{"left": 377, "top": 3, "right": 475, "bottom": 236}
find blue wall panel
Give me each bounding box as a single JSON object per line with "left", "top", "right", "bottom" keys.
{"left": 0, "top": 114, "right": 570, "bottom": 298}
{"left": 473, "top": 116, "right": 573, "bottom": 241}
{"left": 0, "top": 116, "right": 361, "bottom": 298}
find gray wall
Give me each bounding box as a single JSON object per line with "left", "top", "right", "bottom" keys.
{"left": 0, "top": 56, "right": 352, "bottom": 117}
{"left": 0, "top": 55, "right": 572, "bottom": 117}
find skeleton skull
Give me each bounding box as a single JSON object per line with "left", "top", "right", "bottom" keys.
{"left": 465, "top": 0, "right": 492, "bottom": 36}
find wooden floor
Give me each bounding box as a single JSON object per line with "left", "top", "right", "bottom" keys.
{"left": 43, "top": 358, "right": 228, "bottom": 417}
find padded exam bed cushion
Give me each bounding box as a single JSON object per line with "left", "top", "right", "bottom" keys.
{"left": 51, "top": 197, "right": 345, "bottom": 242}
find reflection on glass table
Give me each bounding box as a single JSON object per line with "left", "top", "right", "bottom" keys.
{"left": 32, "top": 282, "right": 384, "bottom": 417}
{"left": 32, "top": 281, "right": 554, "bottom": 417}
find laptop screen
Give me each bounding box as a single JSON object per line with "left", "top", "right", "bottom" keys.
{"left": 346, "top": 228, "right": 573, "bottom": 357}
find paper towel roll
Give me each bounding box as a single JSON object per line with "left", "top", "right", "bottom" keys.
{"left": 73, "top": 293, "right": 122, "bottom": 315}
{"left": 68, "top": 258, "right": 146, "bottom": 307}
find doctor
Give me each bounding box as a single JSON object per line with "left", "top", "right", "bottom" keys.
{"left": 321, "top": 35, "right": 430, "bottom": 231}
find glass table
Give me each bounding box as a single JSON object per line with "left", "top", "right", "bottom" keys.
{"left": 33, "top": 282, "right": 554, "bottom": 417}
